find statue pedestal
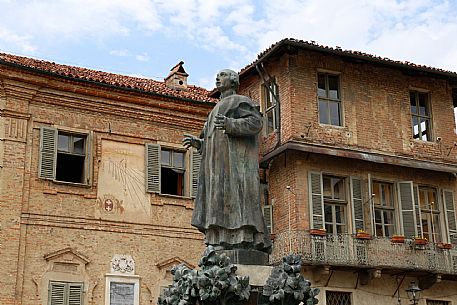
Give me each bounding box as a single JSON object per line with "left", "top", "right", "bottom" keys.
{"left": 216, "top": 249, "right": 269, "bottom": 266}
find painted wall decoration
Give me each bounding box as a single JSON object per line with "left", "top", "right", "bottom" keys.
{"left": 97, "top": 140, "right": 150, "bottom": 222}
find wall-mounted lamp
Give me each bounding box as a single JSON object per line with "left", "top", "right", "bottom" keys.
{"left": 405, "top": 281, "right": 421, "bottom": 305}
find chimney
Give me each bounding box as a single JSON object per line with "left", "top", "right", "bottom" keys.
{"left": 165, "top": 61, "right": 188, "bottom": 90}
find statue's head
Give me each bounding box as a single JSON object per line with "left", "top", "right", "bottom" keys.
{"left": 216, "top": 69, "right": 239, "bottom": 93}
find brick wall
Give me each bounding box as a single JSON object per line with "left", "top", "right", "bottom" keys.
{"left": 0, "top": 65, "right": 212, "bottom": 304}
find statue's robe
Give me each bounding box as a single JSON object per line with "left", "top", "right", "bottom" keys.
{"left": 191, "top": 94, "right": 272, "bottom": 253}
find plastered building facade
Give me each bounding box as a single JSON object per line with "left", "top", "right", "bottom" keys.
{"left": 239, "top": 39, "right": 457, "bottom": 305}
{"left": 0, "top": 56, "right": 213, "bottom": 305}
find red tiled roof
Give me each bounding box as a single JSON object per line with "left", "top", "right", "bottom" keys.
{"left": 0, "top": 52, "right": 216, "bottom": 103}
{"left": 240, "top": 38, "right": 457, "bottom": 79}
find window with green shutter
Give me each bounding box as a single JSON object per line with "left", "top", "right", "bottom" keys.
{"left": 146, "top": 143, "right": 200, "bottom": 197}
{"left": 39, "top": 127, "right": 91, "bottom": 185}
{"left": 49, "top": 281, "right": 83, "bottom": 305}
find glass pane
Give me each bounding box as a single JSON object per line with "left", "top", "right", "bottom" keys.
{"left": 335, "top": 205, "right": 345, "bottom": 223}
{"left": 324, "top": 204, "right": 332, "bottom": 222}
{"left": 332, "top": 177, "right": 345, "bottom": 200}
{"left": 173, "top": 151, "right": 184, "bottom": 168}
{"left": 410, "top": 92, "right": 417, "bottom": 114}
{"left": 412, "top": 116, "right": 420, "bottom": 139}
{"left": 374, "top": 209, "right": 382, "bottom": 223}
{"left": 58, "top": 134, "right": 70, "bottom": 152}
{"left": 428, "top": 190, "right": 437, "bottom": 210}
{"left": 419, "top": 189, "right": 427, "bottom": 209}
{"left": 375, "top": 225, "right": 383, "bottom": 237}
{"left": 267, "top": 111, "right": 274, "bottom": 134}
{"left": 336, "top": 224, "right": 345, "bottom": 234}
{"left": 317, "top": 74, "right": 326, "bottom": 97}
{"left": 73, "top": 136, "right": 85, "bottom": 154}
{"left": 385, "top": 224, "right": 394, "bottom": 237}
{"left": 325, "top": 223, "right": 333, "bottom": 234}
{"left": 323, "top": 176, "right": 332, "bottom": 198}
{"left": 372, "top": 183, "right": 380, "bottom": 205}
{"left": 420, "top": 118, "right": 429, "bottom": 141}
{"left": 328, "top": 75, "right": 339, "bottom": 99}
{"left": 383, "top": 210, "right": 393, "bottom": 224}
{"left": 265, "top": 85, "right": 273, "bottom": 108}
{"left": 419, "top": 93, "right": 428, "bottom": 116}
{"left": 161, "top": 150, "right": 171, "bottom": 166}
{"left": 329, "top": 101, "right": 341, "bottom": 126}
{"left": 319, "top": 100, "right": 329, "bottom": 124}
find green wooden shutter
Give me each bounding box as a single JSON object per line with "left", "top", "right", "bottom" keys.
{"left": 190, "top": 149, "right": 202, "bottom": 198}
{"left": 413, "top": 185, "right": 423, "bottom": 238}
{"left": 39, "top": 127, "right": 57, "bottom": 179}
{"left": 263, "top": 204, "right": 273, "bottom": 234}
{"left": 49, "top": 282, "right": 65, "bottom": 305}
{"left": 68, "top": 283, "right": 83, "bottom": 305}
{"left": 398, "top": 181, "right": 417, "bottom": 238}
{"left": 145, "top": 143, "right": 161, "bottom": 193}
{"left": 443, "top": 189, "right": 457, "bottom": 244}
{"left": 350, "top": 177, "right": 364, "bottom": 232}
{"left": 309, "top": 171, "right": 324, "bottom": 229}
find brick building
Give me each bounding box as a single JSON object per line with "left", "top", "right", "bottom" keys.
{"left": 2, "top": 37, "right": 457, "bottom": 305}
{"left": 239, "top": 39, "right": 457, "bottom": 305}
{"left": 0, "top": 54, "right": 214, "bottom": 304}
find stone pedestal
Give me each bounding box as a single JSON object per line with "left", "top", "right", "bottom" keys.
{"left": 216, "top": 249, "right": 269, "bottom": 266}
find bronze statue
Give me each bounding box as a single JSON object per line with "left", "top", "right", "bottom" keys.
{"left": 183, "top": 69, "right": 271, "bottom": 254}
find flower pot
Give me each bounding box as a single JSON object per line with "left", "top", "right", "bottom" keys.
{"left": 355, "top": 232, "right": 372, "bottom": 240}
{"left": 310, "top": 229, "right": 327, "bottom": 236}
{"left": 437, "top": 243, "right": 453, "bottom": 250}
{"left": 414, "top": 238, "right": 428, "bottom": 245}
{"left": 391, "top": 235, "right": 405, "bottom": 243}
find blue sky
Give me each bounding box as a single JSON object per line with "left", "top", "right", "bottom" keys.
{"left": 1, "top": 0, "right": 457, "bottom": 89}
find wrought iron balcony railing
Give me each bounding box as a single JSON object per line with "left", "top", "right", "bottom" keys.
{"left": 270, "top": 231, "right": 457, "bottom": 275}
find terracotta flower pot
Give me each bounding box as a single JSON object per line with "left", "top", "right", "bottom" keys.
{"left": 310, "top": 229, "right": 327, "bottom": 236}
{"left": 391, "top": 235, "right": 405, "bottom": 243}
{"left": 414, "top": 238, "right": 428, "bottom": 245}
{"left": 437, "top": 243, "right": 453, "bottom": 249}
{"left": 355, "top": 232, "right": 372, "bottom": 240}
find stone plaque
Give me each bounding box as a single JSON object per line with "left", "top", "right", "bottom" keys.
{"left": 110, "top": 282, "right": 135, "bottom": 305}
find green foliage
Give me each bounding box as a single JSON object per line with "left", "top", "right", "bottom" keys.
{"left": 158, "top": 246, "right": 251, "bottom": 305}
{"left": 263, "top": 254, "right": 319, "bottom": 305}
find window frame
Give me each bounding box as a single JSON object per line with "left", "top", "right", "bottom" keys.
{"left": 39, "top": 127, "right": 92, "bottom": 186}
{"left": 105, "top": 274, "right": 140, "bottom": 305}
{"left": 325, "top": 290, "right": 352, "bottom": 305}
{"left": 418, "top": 186, "right": 442, "bottom": 243}
{"left": 160, "top": 148, "right": 186, "bottom": 197}
{"left": 317, "top": 72, "right": 343, "bottom": 127}
{"left": 261, "top": 78, "right": 280, "bottom": 135}
{"left": 372, "top": 181, "right": 397, "bottom": 237}
{"left": 323, "top": 175, "right": 348, "bottom": 234}
{"left": 410, "top": 90, "right": 433, "bottom": 141}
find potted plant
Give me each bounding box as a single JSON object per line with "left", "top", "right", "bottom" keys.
{"left": 437, "top": 242, "right": 453, "bottom": 250}
{"left": 414, "top": 237, "right": 428, "bottom": 245}
{"left": 355, "top": 230, "right": 372, "bottom": 240}
{"left": 309, "top": 228, "right": 327, "bottom": 236}
{"left": 391, "top": 235, "right": 405, "bottom": 243}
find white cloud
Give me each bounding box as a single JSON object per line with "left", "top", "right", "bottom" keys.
{"left": 135, "top": 53, "right": 150, "bottom": 62}
{"left": 0, "top": 27, "right": 37, "bottom": 53}
{"left": 110, "top": 49, "right": 131, "bottom": 57}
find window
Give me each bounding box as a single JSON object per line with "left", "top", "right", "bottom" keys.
{"left": 262, "top": 79, "right": 279, "bottom": 135}
{"left": 419, "top": 187, "right": 442, "bottom": 243}
{"left": 410, "top": 91, "right": 432, "bottom": 141}
{"left": 372, "top": 182, "right": 396, "bottom": 237}
{"left": 146, "top": 144, "right": 201, "bottom": 197}
{"left": 39, "top": 127, "right": 90, "bottom": 184}
{"left": 161, "top": 149, "right": 185, "bottom": 196}
{"left": 427, "top": 300, "right": 450, "bottom": 305}
{"left": 326, "top": 291, "right": 351, "bottom": 305}
{"left": 318, "top": 73, "right": 342, "bottom": 126}
{"left": 105, "top": 275, "right": 140, "bottom": 305}
{"left": 49, "top": 281, "right": 83, "bottom": 305}
{"left": 323, "top": 176, "right": 347, "bottom": 234}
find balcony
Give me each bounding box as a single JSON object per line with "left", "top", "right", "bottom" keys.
{"left": 270, "top": 231, "right": 457, "bottom": 276}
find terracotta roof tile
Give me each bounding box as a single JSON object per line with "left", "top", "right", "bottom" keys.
{"left": 240, "top": 38, "right": 457, "bottom": 79}
{"left": 0, "top": 52, "right": 216, "bottom": 103}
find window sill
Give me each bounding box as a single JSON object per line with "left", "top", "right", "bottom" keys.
{"left": 51, "top": 179, "right": 91, "bottom": 188}
{"left": 159, "top": 193, "right": 193, "bottom": 200}
{"left": 319, "top": 123, "right": 346, "bottom": 129}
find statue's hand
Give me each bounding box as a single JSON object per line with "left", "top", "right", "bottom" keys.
{"left": 182, "top": 134, "right": 202, "bottom": 150}
{"left": 214, "top": 113, "right": 227, "bottom": 130}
